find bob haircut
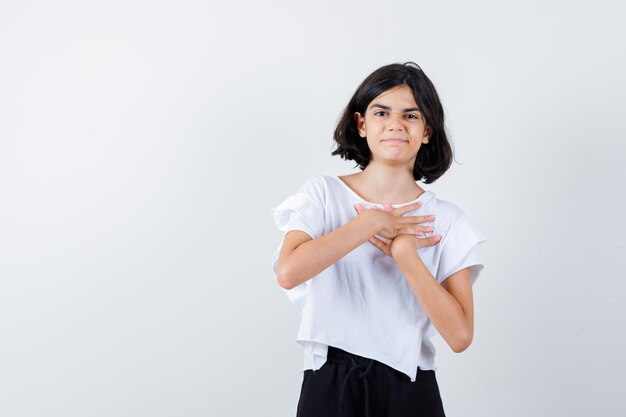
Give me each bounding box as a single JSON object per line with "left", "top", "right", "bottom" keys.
{"left": 332, "top": 62, "right": 453, "bottom": 184}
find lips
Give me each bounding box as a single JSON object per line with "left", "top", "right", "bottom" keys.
{"left": 382, "top": 138, "right": 408, "bottom": 143}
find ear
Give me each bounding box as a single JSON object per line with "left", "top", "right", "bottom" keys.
{"left": 354, "top": 112, "right": 366, "bottom": 138}
{"left": 423, "top": 126, "right": 432, "bottom": 144}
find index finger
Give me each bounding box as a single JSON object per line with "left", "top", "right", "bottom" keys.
{"left": 393, "top": 201, "right": 423, "bottom": 216}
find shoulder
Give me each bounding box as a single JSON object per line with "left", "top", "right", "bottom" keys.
{"left": 296, "top": 175, "right": 333, "bottom": 206}
{"left": 297, "top": 175, "right": 330, "bottom": 193}
{"left": 431, "top": 195, "right": 487, "bottom": 247}
{"left": 431, "top": 195, "right": 467, "bottom": 227}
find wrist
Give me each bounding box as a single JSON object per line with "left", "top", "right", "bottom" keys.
{"left": 389, "top": 235, "right": 416, "bottom": 258}
{"left": 358, "top": 208, "right": 383, "bottom": 237}
{"left": 353, "top": 209, "right": 382, "bottom": 241}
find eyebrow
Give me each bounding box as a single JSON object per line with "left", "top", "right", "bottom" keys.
{"left": 370, "top": 103, "right": 421, "bottom": 112}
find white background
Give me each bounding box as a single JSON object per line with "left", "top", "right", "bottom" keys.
{"left": 1, "top": 1, "right": 625, "bottom": 416}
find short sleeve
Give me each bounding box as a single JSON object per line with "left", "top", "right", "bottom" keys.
{"left": 270, "top": 177, "right": 325, "bottom": 241}
{"left": 270, "top": 180, "right": 325, "bottom": 275}
{"left": 270, "top": 177, "right": 326, "bottom": 317}
{"left": 436, "top": 214, "right": 487, "bottom": 286}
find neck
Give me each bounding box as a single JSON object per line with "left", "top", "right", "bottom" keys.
{"left": 356, "top": 162, "right": 423, "bottom": 203}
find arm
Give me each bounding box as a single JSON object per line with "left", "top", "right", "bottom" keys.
{"left": 276, "top": 214, "right": 379, "bottom": 290}
{"left": 391, "top": 238, "right": 474, "bottom": 353}
{"left": 276, "top": 200, "right": 427, "bottom": 290}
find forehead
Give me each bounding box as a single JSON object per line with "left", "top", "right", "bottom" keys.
{"left": 367, "top": 84, "right": 418, "bottom": 110}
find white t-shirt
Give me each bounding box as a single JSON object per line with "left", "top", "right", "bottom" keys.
{"left": 271, "top": 174, "right": 487, "bottom": 382}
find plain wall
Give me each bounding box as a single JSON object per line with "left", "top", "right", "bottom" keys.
{"left": 1, "top": 0, "right": 625, "bottom": 416}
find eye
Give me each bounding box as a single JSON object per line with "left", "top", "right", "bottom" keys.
{"left": 405, "top": 114, "right": 419, "bottom": 120}
{"left": 374, "top": 111, "right": 388, "bottom": 116}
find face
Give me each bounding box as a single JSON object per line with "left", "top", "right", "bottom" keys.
{"left": 354, "top": 84, "right": 431, "bottom": 166}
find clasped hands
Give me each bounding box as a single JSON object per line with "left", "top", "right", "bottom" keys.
{"left": 354, "top": 201, "right": 442, "bottom": 257}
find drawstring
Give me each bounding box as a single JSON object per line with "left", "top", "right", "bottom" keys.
{"left": 338, "top": 356, "right": 375, "bottom": 417}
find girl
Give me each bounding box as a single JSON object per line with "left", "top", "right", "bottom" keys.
{"left": 271, "top": 62, "right": 487, "bottom": 417}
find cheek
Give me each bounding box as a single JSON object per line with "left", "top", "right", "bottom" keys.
{"left": 369, "top": 121, "right": 385, "bottom": 132}
{"left": 412, "top": 126, "right": 427, "bottom": 138}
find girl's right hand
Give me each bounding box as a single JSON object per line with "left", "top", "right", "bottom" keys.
{"left": 354, "top": 202, "right": 435, "bottom": 240}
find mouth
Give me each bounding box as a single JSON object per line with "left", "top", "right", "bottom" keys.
{"left": 382, "top": 138, "right": 408, "bottom": 143}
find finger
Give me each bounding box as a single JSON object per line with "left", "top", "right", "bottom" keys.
{"left": 396, "top": 227, "right": 425, "bottom": 236}
{"left": 397, "top": 225, "right": 434, "bottom": 234}
{"left": 421, "top": 235, "right": 442, "bottom": 247}
{"left": 369, "top": 236, "right": 392, "bottom": 256}
{"left": 396, "top": 214, "right": 436, "bottom": 225}
{"left": 372, "top": 234, "right": 390, "bottom": 243}
{"left": 371, "top": 234, "right": 392, "bottom": 245}
{"left": 369, "top": 237, "right": 382, "bottom": 248}
{"left": 393, "top": 201, "right": 423, "bottom": 215}
{"left": 368, "top": 236, "right": 385, "bottom": 252}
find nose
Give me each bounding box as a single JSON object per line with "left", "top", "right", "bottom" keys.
{"left": 386, "top": 113, "right": 405, "bottom": 131}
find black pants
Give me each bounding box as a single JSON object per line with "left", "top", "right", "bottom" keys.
{"left": 296, "top": 346, "right": 446, "bottom": 417}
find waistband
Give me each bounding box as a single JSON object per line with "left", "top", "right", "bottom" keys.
{"left": 327, "top": 345, "right": 381, "bottom": 366}
{"left": 326, "top": 345, "right": 434, "bottom": 374}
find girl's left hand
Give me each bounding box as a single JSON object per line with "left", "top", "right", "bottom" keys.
{"left": 355, "top": 203, "right": 441, "bottom": 257}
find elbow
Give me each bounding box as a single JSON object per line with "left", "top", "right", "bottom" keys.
{"left": 277, "top": 275, "right": 294, "bottom": 290}
{"left": 276, "top": 262, "right": 296, "bottom": 290}
{"left": 451, "top": 333, "right": 473, "bottom": 353}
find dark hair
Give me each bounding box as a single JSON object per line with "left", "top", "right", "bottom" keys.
{"left": 332, "top": 62, "right": 453, "bottom": 184}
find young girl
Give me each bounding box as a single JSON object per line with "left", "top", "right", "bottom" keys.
{"left": 271, "top": 62, "right": 487, "bottom": 417}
